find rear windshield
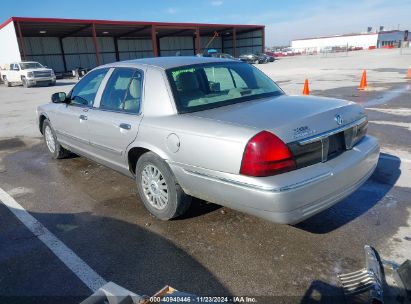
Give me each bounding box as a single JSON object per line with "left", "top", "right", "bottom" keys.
{"left": 166, "top": 61, "right": 283, "bottom": 113}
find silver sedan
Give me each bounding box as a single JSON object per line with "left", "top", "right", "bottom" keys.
{"left": 37, "top": 56, "right": 379, "bottom": 224}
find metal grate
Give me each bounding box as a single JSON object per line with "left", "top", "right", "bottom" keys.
{"left": 33, "top": 70, "right": 52, "bottom": 78}
{"left": 337, "top": 245, "right": 383, "bottom": 303}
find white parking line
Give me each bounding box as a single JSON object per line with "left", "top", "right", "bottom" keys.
{"left": 366, "top": 108, "right": 411, "bottom": 116}
{"left": 364, "top": 85, "right": 411, "bottom": 107}
{"left": 0, "top": 187, "right": 107, "bottom": 292}
{"left": 370, "top": 120, "right": 411, "bottom": 131}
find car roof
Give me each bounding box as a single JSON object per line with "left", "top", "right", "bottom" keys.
{"left": 103, "top": 56, "right": 239, "bottom": 70}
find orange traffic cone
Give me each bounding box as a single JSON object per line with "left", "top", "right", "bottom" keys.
{"left": 407, "top": 66, "right": 411, "bottom": 78}
{"left": 302, "top": 79, "right": 310, "bottom": 95}
{"left": 358, "top": 70, "right": 367, "bottom": 90}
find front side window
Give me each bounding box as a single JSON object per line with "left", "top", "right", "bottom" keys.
{"left": 99, "top": 68, "right": 142, "bottom": 114}
{"left": 70, "top": 68, "right": 109, "bottom": 106}
{"left": 166, "top": 62, "right": 283, "bottom": 113}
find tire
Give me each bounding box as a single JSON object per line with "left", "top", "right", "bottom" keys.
{"left": 42, "top": 119, "right": 70, "bottom": 159}
{"left": 4, "top": 76, "right": 11, "bottom": 87}
{"left": 135, "top": 152, "right": 191, "bottom": 220}
{"left": 49, "top": 80, "right": 56, "bottom": 86}
{"left": 22, "top": 77, "right": 30, "bottom": 88}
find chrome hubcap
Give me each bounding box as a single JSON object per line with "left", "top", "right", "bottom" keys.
{"left": 141, "top": 164, "right": 168, "bottom": 210}
{"left": 45, "top": 126, "right": 56, "bottom": 153}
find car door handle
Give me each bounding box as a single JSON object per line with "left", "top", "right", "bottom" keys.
{"left": 119, "top": 123, "right": 131, "bottom": 130}
{"left": 79, "top": 114, "right": 88, "bottom": 121}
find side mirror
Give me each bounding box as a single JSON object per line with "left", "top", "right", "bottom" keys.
{"left": 51, "top": 92, "right": 67, "bottom": 103}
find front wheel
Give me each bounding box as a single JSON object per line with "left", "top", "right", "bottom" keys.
{"left": 22, "top": 77, "right": 30, "bottom": 88}
{"left": 42, "top": 119, "right": 70, "bottom": 159}
{"left": 3, "top": 76, "right": 11, "bottom": 87}
{"left": 135, "top": 152, "right": 191, "bottom": 220}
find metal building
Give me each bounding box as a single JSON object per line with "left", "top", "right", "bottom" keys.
{"left": 291, "top": 30, "right": 409, "bottom": 53}
{"left": 0, "top": 17, "right": 265, "bottom": 72}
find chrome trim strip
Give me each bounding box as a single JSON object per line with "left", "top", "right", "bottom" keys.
{"left": 298, "top": 117, "right": 367, "bottom": 145}
{"left": 55, "top": 130, "right": 89, "bottom": 144}
{"left": 182, "top": 169, "right": 333, "bottom": 193}
{"left": 56, "top": 130, "right": 122, "bottom": 155}
{"left": 89, "top": 141, "right": 123, "bottom": 155}
{"left": 92, "top": 107, "right": 142, "bottom": 116}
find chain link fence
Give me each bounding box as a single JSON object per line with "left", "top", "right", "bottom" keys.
{"left": 400, "top": 41, "right": 411, "bottom": 55}
{"left": 320, "top": 45, "right": 349, "bottom": 57}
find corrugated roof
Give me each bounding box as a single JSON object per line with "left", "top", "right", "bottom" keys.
{"left": 0, "top": 17, "right": 264, "bottom": 37}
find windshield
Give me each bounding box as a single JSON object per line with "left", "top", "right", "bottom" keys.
{"left": 166, "top": 62, "right": 283, "bottom": 113}
{"left": 20, "top": 62, "right": 44, "bottom": 70}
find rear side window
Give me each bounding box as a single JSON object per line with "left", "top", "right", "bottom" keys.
{"left": 99, "top": 68, "right": 143, "bottom": 114}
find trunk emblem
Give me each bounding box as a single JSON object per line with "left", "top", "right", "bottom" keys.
{"left": 293, "top": 126, "right": 315, "bottom": 139}
{"left": 335, "top": 114, "right": 344, "bottom": 125}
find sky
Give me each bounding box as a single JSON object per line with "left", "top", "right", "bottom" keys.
{"left": 1, "top": 0, "right": 410, "bottom": 46}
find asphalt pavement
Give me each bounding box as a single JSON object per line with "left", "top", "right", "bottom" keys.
{"left": 0, "top": 50, "right": 410, "bottom": 303}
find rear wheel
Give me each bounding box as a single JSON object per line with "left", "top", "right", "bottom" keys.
{"left": 42, "top": 119, "right": 70, "bottom": 159}
{"left": 135, "top": 152, "right": 191, "bottom": 220}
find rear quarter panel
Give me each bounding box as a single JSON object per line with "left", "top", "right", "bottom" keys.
{"left": 134, "top": 115, "right": 257, "bottom": 174}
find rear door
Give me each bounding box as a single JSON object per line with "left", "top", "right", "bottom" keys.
{"left": 52, "top": 68, "right": 109, "bottom": 153}
{"left": 86, "top": 67, "right": 144, "bottom": 173}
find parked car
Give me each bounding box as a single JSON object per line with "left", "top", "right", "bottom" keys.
{"left": 239, "top": 53, "right": 267, "bottom": 64}
{"left": 37, "top": 56, "right": 379, "bottom": 224}
{"left": 264, "top": 53, "right": 276, "bottom": 62}
{"left": 201, "top": 51, "right": 239, "bottom": 60}
{"left": 211, "top": 53, "right": 238, "bottom": 60}
{"left": 1, "top": 61, "right": 56, "bottom": 87}
{"left": 257, "top": 53, "right": 276, "bottom": 63}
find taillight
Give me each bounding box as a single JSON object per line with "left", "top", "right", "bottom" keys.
{"left": 240, "top": 131, "right": 296, "bottom": 177}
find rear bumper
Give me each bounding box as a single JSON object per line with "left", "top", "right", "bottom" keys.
{"left": 170, "top": 135, "right": 380, "bottom": 224}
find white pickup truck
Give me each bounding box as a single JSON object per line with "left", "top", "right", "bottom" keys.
{"left": 0, "top": 61, "right": 56, "bottom": 87}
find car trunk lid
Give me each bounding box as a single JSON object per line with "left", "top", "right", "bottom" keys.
{"left": 188, "top": 94, "right": 366, "bottom": 143}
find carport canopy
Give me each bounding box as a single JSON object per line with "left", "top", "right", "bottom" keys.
{"left": 1, "top": 17, "right": 264, "bottom": 72}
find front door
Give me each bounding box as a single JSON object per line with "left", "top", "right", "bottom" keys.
{"left": 9, "top": 64, "right": 20, "bottom": 82}
{"left": 52, "top": 68, "right": 109, "bottom": 154}
{"left": 86, "top": 68, "right": 144, "bottom": 173}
